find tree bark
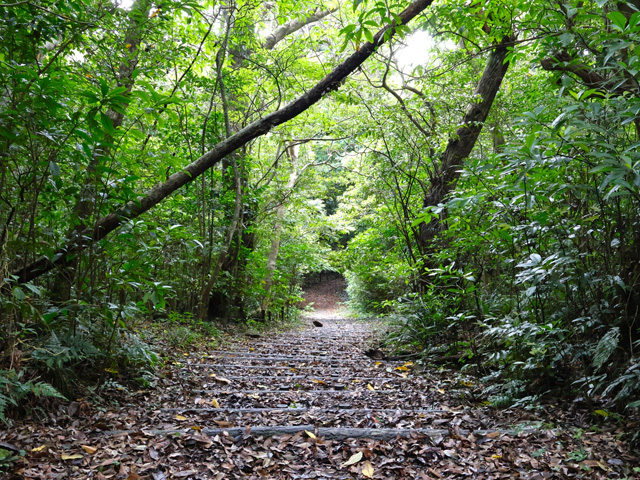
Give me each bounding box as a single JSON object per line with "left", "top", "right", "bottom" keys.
{"left": 263, "top": 8, "right": 337, "bottom": 50}
{"left": 417, "top": 36, "right": 513, "bottom": 253}
{"left": 14, "top": 0, "right": 435, "bottom": 284}
{"left": 263, "top": 144, "right": 300, "bottom": 304}
{"left": 51, "top": 0, "right": 153, "bottom": 302}
{"left": 540, "top": 51, "right": 638, "bottom": 97}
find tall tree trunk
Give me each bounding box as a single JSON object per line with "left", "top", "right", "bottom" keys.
{"left": 197, "top": 12, "right": 239, "bottom": 321}
{"left": 52, "top": 0, "right": 152, "bottom": 302}
{"left": 417, "top": 36, "right": 513, "bottom": 257}
{"left": 13, "top": 0, "right": 435, "bottom": 284}
{"left": 263, "top": 144, "right": 300, "bottom": 309}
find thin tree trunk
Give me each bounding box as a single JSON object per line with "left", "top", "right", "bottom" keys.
{"left": 13, "top": 0, "right": 435, "bottom": 284}
{"left": 52, "top": 0, "right": 152, "bottom": 301}
{"left": 417, "top": 36, "right": 513, "bottom": 254}
{"left": 197, "top": 13, "right": 238, "bottom": 321}
{"left": 263, "top": 144, "right": 300, "bottom": 305}
{"left": 263, "top": 7, "right": 337, "bottom": 50}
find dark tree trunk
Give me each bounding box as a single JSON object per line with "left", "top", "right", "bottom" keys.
{"left": 417, "top": 36, "right": 513, "bottom": 256}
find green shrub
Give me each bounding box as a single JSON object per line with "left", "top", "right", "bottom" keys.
{"left": 0, "top": 369, "right": 65, "bottom": 424}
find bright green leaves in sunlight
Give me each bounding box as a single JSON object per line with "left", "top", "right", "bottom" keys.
{"left": 339, "top": 0, "right": 410, "bottom": 51}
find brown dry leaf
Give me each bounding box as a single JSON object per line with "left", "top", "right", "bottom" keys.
{"left": 362, "top": 460, "right": 374, "bottom": 478}
{"left": 209, "top": 374, "right": 231, "bottom": 384}
{"left": 61, "top": 453, "right": 83, "bottom": 460}
{"left": 342, "top": 451, "right": 363, "bottom": 467}
{"left": 80, "top": 445, "right": 98, "bottom": 454}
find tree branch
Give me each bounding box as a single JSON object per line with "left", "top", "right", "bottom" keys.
{"left": 541, "top": 51, "right": 639, "bottom": 96}
{"left": 263, "top": 7, "right": 337, "bottom": 50}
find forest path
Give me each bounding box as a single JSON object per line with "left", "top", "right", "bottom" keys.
{"left": 3, "top": 278, "right": 637, "bottom": 478}
{"left": 136, "top": 278, "right": 637, "bottom": 478}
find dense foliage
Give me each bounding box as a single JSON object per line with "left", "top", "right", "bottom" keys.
{"left": 0, "top": 0, "right": 639, "bottom": 422}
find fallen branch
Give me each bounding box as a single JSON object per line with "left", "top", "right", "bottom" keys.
{"left": 104, "top": 425, "right": 533, "bottom": 441}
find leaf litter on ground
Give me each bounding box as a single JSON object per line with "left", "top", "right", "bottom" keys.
{"left": 1, "top": 278, "right": 639, "bottom": 479}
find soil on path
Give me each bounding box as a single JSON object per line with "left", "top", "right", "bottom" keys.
{"left": 2, "top": 280, "right": 639, "bottom": 478}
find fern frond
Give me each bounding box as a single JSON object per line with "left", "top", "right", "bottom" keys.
{"left": 592, "top": 327, "right": 620, "bottom": 371}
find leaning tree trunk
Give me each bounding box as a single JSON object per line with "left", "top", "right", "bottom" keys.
{"left": 417, "top": 36, "right": 513, "bottom": 256}
{"left": 14, "top": 0, "right": 435, "bottom": 285}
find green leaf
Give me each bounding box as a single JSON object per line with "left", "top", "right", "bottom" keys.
{"left": 13, "top": 287, "right": 26, "bottom": 300}
{"left": 49, "top": 161, "right": 61, "bottom": 177}
{"left": 607, "top": 11, "right": 627, "bottom": 31}
{"left": 363, "top": 28, "right": 374, "bottom": 44}
{"left": 108, "top": 86, "right": 128, "bottom": 97}
{"left": 100, "top": 112, "right": 115, "bottom": 135}
{"left": 99, "top": 78, "right": 109, "bottom": 97}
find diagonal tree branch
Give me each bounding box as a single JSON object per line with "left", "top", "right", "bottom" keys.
{"left": 263, "top": 7, "right": 337, "bottom": 50}
{"left": 540, "top": 51, "right": 639, "bottom": 96}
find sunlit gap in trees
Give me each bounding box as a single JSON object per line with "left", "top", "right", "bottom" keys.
{"left": 396, "top": 29, "right": 433, "bottom": 70}
{"left": 117, "top": 0, "right": 135, "bottom": 9}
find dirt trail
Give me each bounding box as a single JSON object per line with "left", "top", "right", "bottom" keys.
{"left": 2, "top": 279, "right": 638, "bottom": 478}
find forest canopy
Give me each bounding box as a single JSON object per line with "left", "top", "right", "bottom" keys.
{"left": 1, "top": 0, "right": 640, "bottom": 419}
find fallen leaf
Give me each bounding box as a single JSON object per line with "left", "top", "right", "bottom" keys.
{"left": 175, "top": 415, "right": 187, "bottom": 421}
{"left": 367, "top": 383, "right": 375, "bottom": 391}
{"left": 81, "top": 445, "right": 98, "bottom": 454}
{"left": 305, "top": 430, "right": 316, "bottom": 439}
{"left": 342, "top": 451, "right": 363, "bottom": 467}
{"left": 31, "top": 445, "right": 47, "bottom": 453}
{"left": 362, "top": 460, "right": 374, "bottom": 478}
{"left": 61, "top": 453, "right": 84, "bottom": 460}
{"left": 191, "top": 426, "right": 202, "bottom": 431}
{"left": 209, "top": 374, "right": 231, "bottom": 384}
{"left": 211, "top": 398, "right": 220, "bottom": 408}
{"left": 311, "top": 379, "right": 326, "bottom": 384}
